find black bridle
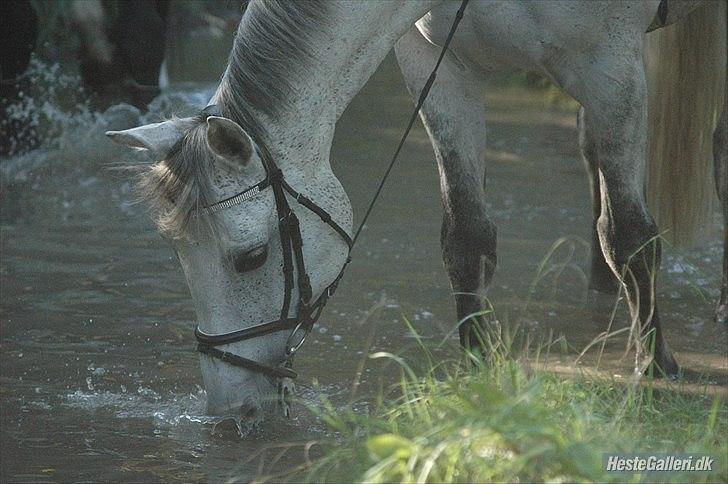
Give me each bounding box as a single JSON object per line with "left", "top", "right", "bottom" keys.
{"left": 194, "top": 119, "right": 353, "bottom": 379}
{"left": 193, "top": 0, "right": 469, "bottom": 382}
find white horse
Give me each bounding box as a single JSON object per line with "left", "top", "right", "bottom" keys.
{"left": 107, "top": 0, "right": 727, "bottom": 419}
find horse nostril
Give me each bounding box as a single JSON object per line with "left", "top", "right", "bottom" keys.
{"left": 232, "top": 245, "right": 268, "bottom": 273}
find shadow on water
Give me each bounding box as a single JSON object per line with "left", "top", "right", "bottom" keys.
{"left": 1, "top": 53, "right": 726, "bottom": 481}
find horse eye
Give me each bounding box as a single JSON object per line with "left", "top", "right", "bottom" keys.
{"left": 232, "top": 245, "right": 268, "bottom": 273}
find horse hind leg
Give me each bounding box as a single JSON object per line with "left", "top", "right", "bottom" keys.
{"left": 563, "top": 48, "right": 678, "bottom": 376}
{"left": 578, "top": 106, "right": 621, "bottom": 294}
{"left": 395, "top": 29, "right": 497, "bottom": 350}
{"left": 714, "top": 87, "right": 727, "bottom": 325}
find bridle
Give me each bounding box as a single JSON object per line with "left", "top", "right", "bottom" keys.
{"left": 190, "top": 0, "right": 469, "bottom": 391}
{"left": 194, "top": 116, "right": 353, "bottom": 380}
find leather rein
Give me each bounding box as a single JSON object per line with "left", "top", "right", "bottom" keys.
{"left": 192, "top": 0, "right": 469, "bottom": 382}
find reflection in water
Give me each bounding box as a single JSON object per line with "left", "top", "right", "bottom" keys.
{"left": 1, "top": 54, "right": 725, "bottom": 481}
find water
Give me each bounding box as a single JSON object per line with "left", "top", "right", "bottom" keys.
{"left": 2, "top": 54, "right": 726, "bottom": 481}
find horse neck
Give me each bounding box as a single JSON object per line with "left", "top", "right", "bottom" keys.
{"left": 223, "top": 1, "right": 440, "bottom": 172}
{"left": 310, "top": 1, "right": 439, "bottom": 117}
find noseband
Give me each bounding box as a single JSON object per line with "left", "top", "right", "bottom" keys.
{"left": 191, "top": 0, "right": 468, "bottom": 384}
{"left": 194, "top": 104, "right": 353, "bottom": 380}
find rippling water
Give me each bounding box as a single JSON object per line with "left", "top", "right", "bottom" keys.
{"left": 2, "top": 54, "right": 725, "bottom": 481}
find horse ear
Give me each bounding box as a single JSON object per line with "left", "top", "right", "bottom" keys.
{"left": 206, "top": 116, "right": 254, "bottom": 169}
{"left": 106, "top": 120, "right": 185, "bottom": 159}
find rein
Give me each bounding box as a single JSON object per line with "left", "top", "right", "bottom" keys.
{"left": 193, "top": 0, "right": 470, "bottom": 383}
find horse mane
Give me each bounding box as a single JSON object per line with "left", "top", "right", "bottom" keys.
{"left": 137, "top": 0, "right": 331, "bottom": 238}
{"left": 218, "top": 0, "right": 330, "bottom": 134}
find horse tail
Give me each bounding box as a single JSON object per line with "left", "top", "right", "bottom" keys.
{"left": 644, "top": 0, "right": 727, "bottom": 247}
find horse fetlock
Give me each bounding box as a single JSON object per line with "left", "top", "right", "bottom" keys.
{"left": 597, "top": 211, "right": 661, "bottom": 272}
{"left": 439, "top": 217, "right": 497, "bottom": 350}
{"left": 455, "top": 294, "right": 496, "bottom": 353}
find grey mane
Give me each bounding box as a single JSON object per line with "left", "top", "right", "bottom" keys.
{"left": 219, "top": 0, "right": 330, "bottom": 123}
{"left": 138, "top": 0, "right": 331, "bottom": 237}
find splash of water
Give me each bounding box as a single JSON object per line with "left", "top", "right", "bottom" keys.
{"left": 1, "top": 58, "right": 216, "bottom": 224}
{"left": 2, "top": 57, "right": 99, "bottom": 156}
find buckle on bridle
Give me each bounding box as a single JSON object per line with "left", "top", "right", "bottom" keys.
{"left": 285, "top": 319, "right": 311, "bottom": 356}
{"left": 279, "top": 209, "right": 293, "bottom": 224}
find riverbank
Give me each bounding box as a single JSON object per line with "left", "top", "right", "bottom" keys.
{"left": 294, "top": 333, "right": 727, "bottom": 483}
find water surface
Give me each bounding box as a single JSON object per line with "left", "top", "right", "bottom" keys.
{"left": 1, "top": 54, "right": 725, "bottom": 482}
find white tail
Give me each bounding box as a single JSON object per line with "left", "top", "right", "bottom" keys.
{"left": 644, "top": 0, "right": 727, "bottom": 247}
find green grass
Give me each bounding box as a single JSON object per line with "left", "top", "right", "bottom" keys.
{"left": 287, "top": 325, "right": 727, "bottom": 483}
{"left": 257, "top": 238, "right": 726, "bottom": 483}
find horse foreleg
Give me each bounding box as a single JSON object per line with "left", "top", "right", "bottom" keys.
{"left": 714, "top": 84, "right": 727, "bottom": 325}
{"left": 578, "top": 106, "right": 620, "bottom": 294}
{"left": 564, "top": 48, "right": 679, "bottom": 376}
{"left": 395, "top": 28, "right": 496, "bottom": 351}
